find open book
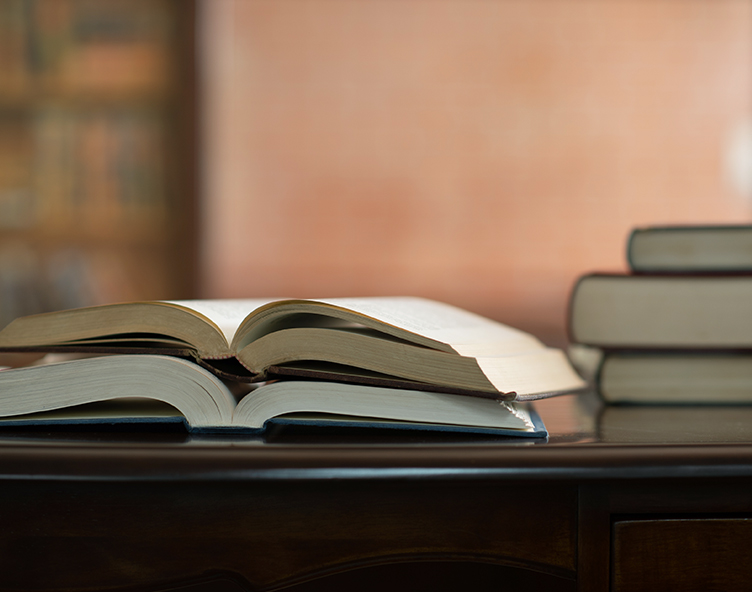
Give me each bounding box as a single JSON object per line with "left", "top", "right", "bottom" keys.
{"left": 0, "top": 355, "right": 547, "bottom": 436}
{"left": 0, "top": 297, "right": 585, "bottom": 399}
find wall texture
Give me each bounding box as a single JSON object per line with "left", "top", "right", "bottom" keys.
{"left": 200, "top": 0, "right": 752, "bottom": 344}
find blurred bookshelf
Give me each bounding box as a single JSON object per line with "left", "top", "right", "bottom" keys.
{"left": 0, "top": 0, "right": 197, "bottom": 328}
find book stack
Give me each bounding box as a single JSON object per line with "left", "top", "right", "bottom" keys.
{"left": 568, "top": 225, "right": 752, "bottom": 404}
{"left": 0, "top": 297, "right": 586, "bottom": 436}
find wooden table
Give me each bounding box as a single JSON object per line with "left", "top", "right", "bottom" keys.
{"left": 2, "top": 391, "right": 752, "bottom": 591}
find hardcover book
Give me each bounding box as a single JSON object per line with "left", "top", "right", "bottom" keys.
{"left": 627, "top": 224, "right": 752, "bottom": 273}
{"left": 568, "top": 274, "right": 752, "bottom": 349}
{"left": 596, "top": 351, "right": 752, "bottom": 404}
{"left": 0, "top": 354, "right": 547, "bottom": 436}
{"left": 0, "top": 297, "right": 586, "bottom": 399}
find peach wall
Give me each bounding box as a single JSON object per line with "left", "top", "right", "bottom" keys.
{"left": 200, "top": 0, "right": 752, "bottom": 345}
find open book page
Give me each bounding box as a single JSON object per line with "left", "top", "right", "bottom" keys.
{"left": 233, "top": 380, "right": 535, "bottom": 430}
{"left": 476, "top": 349, "right": 586, "bottom": 398}
{"left": 168, "top": 297, "right": 553, "bottom": 360}
{"left": 317, "top": 297, "right": 544, "bottom": 356}
{"left": 0, "top": 355, "right": 237, "bottom": 427}
{"left": 167, "top": 299, "right": 279, "bottom": 344}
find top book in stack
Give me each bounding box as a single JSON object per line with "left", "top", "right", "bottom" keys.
{"left": 627, "top": 224, "right": 752, "bottom": 273}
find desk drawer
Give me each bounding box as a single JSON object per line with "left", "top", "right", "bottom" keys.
{"left": 612, "top": 517, "right": 752, "bottom": 592}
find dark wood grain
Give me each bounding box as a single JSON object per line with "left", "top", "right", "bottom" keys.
{"left": 0, "top": 479, "right": 576, "bottom": 591}
{"left": 613, "top": 518, "right": 752, "bottom": 592}
{"left": 577, "top": 485, "right": 611, "bottom": 592}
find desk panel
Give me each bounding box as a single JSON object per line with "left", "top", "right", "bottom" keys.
{"left": 0, "top": 479, "right": 577, "bottom": 591}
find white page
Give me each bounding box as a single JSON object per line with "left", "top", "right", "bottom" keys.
{"left": 316, "top": 297, "right": 544, "bottom": 356}
{"left": 170, "top": 296, "right": 544, "bottom": 356}
{"left": 167, "top": 299, "right": 279, "bottom": 344}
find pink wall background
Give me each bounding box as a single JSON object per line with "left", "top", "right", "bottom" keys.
{"left": 199, "top": 0, "right": 752, "bottom": 345}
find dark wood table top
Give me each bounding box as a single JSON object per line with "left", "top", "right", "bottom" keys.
{"left": 1, "top": 390, "right": 751, "bottom": 482}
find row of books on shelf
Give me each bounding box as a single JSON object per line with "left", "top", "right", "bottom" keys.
{"left": 0, "top": 243, "right": 166, "bottom": 329}
{"left": 0, "top": 0, "right": 173, "bottom": 97}
{"left": 0, "top": 106, "right": 166, "bottom": 231}
{"left": 568, "top": 224, "right": 752, "bottom": 404}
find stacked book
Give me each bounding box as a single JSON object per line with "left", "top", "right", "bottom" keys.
{"left": 0, "top": 297, "right": 586, "bottom": 437}
{"left": 568, "top": 224, "right": 752, "bottom": 404}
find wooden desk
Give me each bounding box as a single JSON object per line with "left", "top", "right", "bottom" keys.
{"left": 2, "top": 391, "right": 752, "bottom": 592}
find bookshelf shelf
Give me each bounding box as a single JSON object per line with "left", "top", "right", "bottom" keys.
{"left": 0, "top": 90, "right": 173, "bottom": 109}
{"left": 0, "top": 0, "right": 196, "bottom": 327}
{"left": 0, "top": 222, "right": 174, "bottom": 246}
